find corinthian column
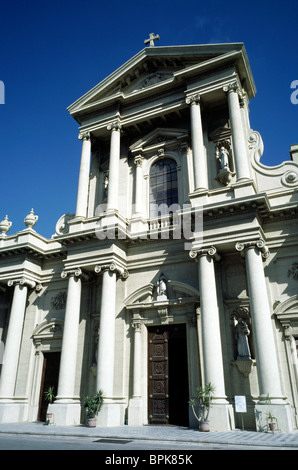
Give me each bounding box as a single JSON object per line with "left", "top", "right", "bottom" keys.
{"left": 223, "top": 83, "right": 250, "bottom": 181}
{"left": 107, "top": 121, "right": 121, "bottom": 212}
{"left": 189, "top": 247, "right": 234, "bottom": 430}
{"left": 48, "top": 268, "right": 85, "bottom": 425}
{"left": 75, "top": 131, "right": 91, "bottom": 218}
{"left": 186, "top": 94, "right": 208, "bottom": 191}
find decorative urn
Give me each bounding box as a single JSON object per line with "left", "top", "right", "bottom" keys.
{"left": 0, "top": 215, "right": 12, "bottom": 235}
{"left": 24, "top": 209, "right": 38, "bottom": 228}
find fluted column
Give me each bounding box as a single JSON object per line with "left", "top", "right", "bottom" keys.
{"left": 107, "top": 121, "right": 121, "bottom": 212}
{"left": 186, "top": 94, "right": 208, "bottom": 190}
{"left": 235, "top": 240, "right": 283, "bottom": 399}
{"left": 75, "top": 131, "right": 91, "bottom": 218}
{"left": 0, "top": 278, "right": 36, "bottom": 398}
{"left": 48, "top": 268, "right": 85, "bottom": 425}
{"left": 223, "top": 83, "right": 250, "bottom": 181}
{"left": 189, "top": 247, "right": 226, "bottom": 398}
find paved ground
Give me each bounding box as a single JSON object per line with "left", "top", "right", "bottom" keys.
{"left": 0, "top": 422, "right": 297, "bottom": 449}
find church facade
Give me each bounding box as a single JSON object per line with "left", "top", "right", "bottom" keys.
{"left": 0, "top": 39, "right": 298, "bottom": 432}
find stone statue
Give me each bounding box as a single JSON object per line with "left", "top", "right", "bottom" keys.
{"left": 217, "top": 146, "right": 230, "bottom": 170}
{"left": 157, "top": 276, "right": 167, "bottom": 300}
{"left": 235, "top": 320, "right": 251, "bottom": 360}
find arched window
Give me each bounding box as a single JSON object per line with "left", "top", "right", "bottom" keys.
{"left": 149, "top": 158, "right": 178, "bottom": 218}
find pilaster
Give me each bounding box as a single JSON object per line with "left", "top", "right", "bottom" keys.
{"left": 128, "top": 320, "right": 144, "bottom": 425}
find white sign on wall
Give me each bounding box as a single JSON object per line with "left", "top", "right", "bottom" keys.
{"left": 235, "top": 395, "right": 247, "bottom": 413}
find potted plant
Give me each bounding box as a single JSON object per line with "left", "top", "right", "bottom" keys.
{"left": 189, "top": 382, "right": 215, "bottom": 432}
{"left": 83, "top": 390, "right": 104, "bottom": 427}
{"left": 44, "top": 385, "right": 55, "bottom": 425}
{"left": 264, "top": 394, "right": 277, "bottom": 432}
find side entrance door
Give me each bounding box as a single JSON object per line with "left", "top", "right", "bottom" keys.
{"left": 38, "top": 351, "right": 60, "bottom": 422}
{"left": 148, "top": 324, "right": 189, "bottom": 426}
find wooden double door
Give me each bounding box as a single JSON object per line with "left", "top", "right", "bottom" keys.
{"left": 148, "top": 324, "right": 189, "bottom": 426}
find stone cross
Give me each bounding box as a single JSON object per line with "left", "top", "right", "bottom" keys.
{"left": 144, "top": 33, "right": 160, "bottom": 47}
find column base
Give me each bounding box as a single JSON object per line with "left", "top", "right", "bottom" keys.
{"left": 255, "top": 402, "right": 294, "bottom": 433}
{"left": 96, "top": 398, "right": 126, "bottom": 427}
{"left": 128, "top": 397, "right": 144, "bottom": 426}
{"left": 208, "top": 402, "right": 235, "bottom": 431}
{"left": 0, "top": 398, "right": 25, "bottom": 423}
{"left": 47, "top": 400, "right": 81, "bottom": 426}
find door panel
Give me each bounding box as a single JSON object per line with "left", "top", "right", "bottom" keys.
{"left": 148, "top": 329, "right": 169, "bottom": 424}
{"left": 148, "top": 324, "right": 189, "bottom": 426}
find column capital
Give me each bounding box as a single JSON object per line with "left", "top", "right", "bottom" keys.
{"left": 132, "top": 320, "right": 142, "bottom": 332}
{"left": 61, "top": 268, "right": 89, "bottom": 280}
{"left": 7, "top": 277, "right": 41, "bottom": 291}
{"left": 235, "top": 239, "right": 270, "bottom": 258}
{"left": 223, "top": 81, "right": 239, "bottom": 94}
{"left": 94, "top": 263, "right": 129, "bottom": 279}
{"left": 185, "top": 93, "right": 201, "bottom": 105}
{"left": 107, "top": 120, "right": 122, "bottom": 132}
{"left": 134, "top": 154, "right": 145, "bottom": 167}
{"left": 189, "top": 245, "right": 221, "bottom": 261}
{"left": 78, "top": 131, "right": 91, "bottom": 141}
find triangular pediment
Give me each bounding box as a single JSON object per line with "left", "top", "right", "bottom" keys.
{"left": 68, "top": 43, "right": 254, "bottom": 119}
{"left": 129, "top": 127, "right": 189, "bottom": 155}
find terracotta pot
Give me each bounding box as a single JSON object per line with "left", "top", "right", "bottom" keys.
{"left": 87, "top": 417, "right": 97, "bottom": 427}
{"left": 199, "top": 421, "right": 210, "bottom": 432}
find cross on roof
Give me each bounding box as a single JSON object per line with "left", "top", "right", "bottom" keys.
{"left": 144, "top": 33, "right": 160, "bottom": 47}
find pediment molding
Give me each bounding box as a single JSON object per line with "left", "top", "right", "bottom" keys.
{"left": 275, "top": 295, "right": 298, "bottom": 321}
{"left": 32, "top": 318, "right": 64, "bottom": 343}
{"left": 68, "top": 43, "right": 254, "bottom": 118}
{"left": 129, "top": 128, "right": 189, "bottom": 156}
{"left": 124, "top": 280, "right": 199, "bottom": 310}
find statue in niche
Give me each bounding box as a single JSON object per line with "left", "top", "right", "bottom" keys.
{"left": 217, "top": 147, "right": 230, "bottom": 170}
{"left": 215, "top": 142, "right": 235, "bottom": 186}
{"left": 235, "top": 319, "right": 251, "bottom": 360}
{"left": 157, "top": 275, "right": 167, "bottom": 301}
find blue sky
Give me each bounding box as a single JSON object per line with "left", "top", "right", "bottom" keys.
{"left": 0, "top": 0, "right": 297, "bottom": 238}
